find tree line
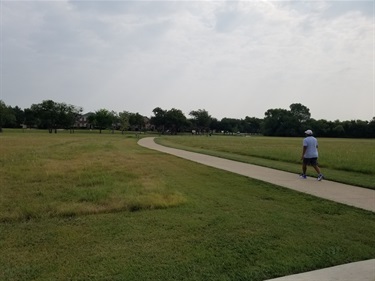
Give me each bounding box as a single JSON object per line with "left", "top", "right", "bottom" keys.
{"left": 0, "top": 99, "right": 374, "bottom": 138}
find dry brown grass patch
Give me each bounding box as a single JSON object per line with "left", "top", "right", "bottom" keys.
{"left": 0, "top": 132, "right": 186, "bottom": 221}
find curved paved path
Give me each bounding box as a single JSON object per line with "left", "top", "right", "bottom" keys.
{"left": 138, "top": 137, "right": 375, "bottom": 281}
{"left": 138, "top": 137, "right": 375, "bottom": 212}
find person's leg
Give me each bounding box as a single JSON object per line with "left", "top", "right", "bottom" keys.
{"left": 312, "top": 158, "right": 324, "bottom": 180}
{"left": 301, "top": 159, "right": 307, "bottom": 178}
{"left": 313, "top": 165, "right": 321, "bottom": 174}
{"left": 302, "top": 163, "right": 307, "bottom": 174}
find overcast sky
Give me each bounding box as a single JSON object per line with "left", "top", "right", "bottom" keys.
{"left": 1, "top": 0, "right": 374, "bottom": 121}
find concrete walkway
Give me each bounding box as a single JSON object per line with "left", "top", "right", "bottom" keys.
{"left": 138, "top": 137, "right": 375, "bottom": 281}
{"left": 138, "top": 137, "right": 375, "bottom": 212}
{"left": 264, "top": 259, "right": 375, "bottom": 281}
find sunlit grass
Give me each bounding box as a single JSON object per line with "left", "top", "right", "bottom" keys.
{"left": 0, "top": 131, "right": 185, "bottom": 222}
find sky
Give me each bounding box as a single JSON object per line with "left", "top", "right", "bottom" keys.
{"left": 1, "top": 0, "right": 374, "bottom": 121}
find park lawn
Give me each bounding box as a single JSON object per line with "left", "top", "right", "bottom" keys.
{"left": 156, "top": 135, "right": 375, "bottom": 189}
{"left": 0, "top": 131, "right": 374, "bottom": 281}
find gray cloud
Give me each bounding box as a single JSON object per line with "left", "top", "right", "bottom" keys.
{"left": 1, "top": 0, "right": 373, "bottom": 121}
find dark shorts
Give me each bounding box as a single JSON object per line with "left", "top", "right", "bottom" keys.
{"left": 303, "top": 157, "right": 318, "bottom": 166}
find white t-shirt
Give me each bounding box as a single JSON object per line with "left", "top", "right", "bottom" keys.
{"left": 303, "top": 136, "right": 318, "bottom": 158}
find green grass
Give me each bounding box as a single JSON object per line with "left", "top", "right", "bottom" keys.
{"left": 0, "top": 130, "right": 374, "bottom": 281}
{"left": 0, "top": 131, "right": 183, "bottom": 222}
{"left": 156, "top": 135, "right": 375, "bottom": 189}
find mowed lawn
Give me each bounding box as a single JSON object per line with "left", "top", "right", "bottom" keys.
{"left": 157, "top": 135, "right": 375, "bottom": 189}
{"left": 1, "top": 131, "right": 374, "bottom": 281}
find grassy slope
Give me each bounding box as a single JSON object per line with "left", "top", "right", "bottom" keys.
{"left": 156, "top": 135, "right": 375, "bottom": 189}
{"left": 0, "top": 131, "right": 374, "bottom": 281}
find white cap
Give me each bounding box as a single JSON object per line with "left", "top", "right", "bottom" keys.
{"left": 305, "top": 129, "right": 313, "bottom": 135}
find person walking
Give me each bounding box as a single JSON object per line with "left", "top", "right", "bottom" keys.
{"left": 300, "top": 129, "right": 324, "bottom": 181}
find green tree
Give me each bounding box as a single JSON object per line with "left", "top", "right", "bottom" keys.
{"left": 63, "top": 104, "right": 83, "bottom": 133}
{"left": 31, "top": 100, "right": 58, "bottom": 133}
{"left": 150, "top": 107, "right": 188, "bottom": 134}
{"left": 129, "top": 112, "right": 145, "bottom": 131}
{"left": 219, "top": 118, "right": 240, "bottom": 134}
{"left": 369, "top": 117, "right": 375, "bottom": 138}
{"left": 333, "top": 124, "right": 345, "bottom": 137}
{"left": 244, "top": 117, "right": 262, "bottom": 134}
{"left": 12, "top": 106, "right": 25, "bottom": 127}
{"left": 342, "top": 120, "right": 370, "bottom": 138}
{"left": 0, "top": 100, "right": 16, "bottom": 132}
{"left": 118, "top": 111, "right": 130, "bottom": 133}
{"left": 150, "top": 107, "right": 167, "bottom": 133}
{"left": 90, "top": 109, "right": 116, "bottom": 133}
{"left": 31, "top": 100, "right": 82, "bottom": 133}
{"left": 209, "top": 117, "right": 219, "bottom": 133}
{"left": 289, "top": 103, "right": 311, "bottom": 135}
{"left": 165, "top": 108, "right": 188, "bottom": 134}
{"left": 263, "top": 108, "right": 299, "bottom": 136}
{"left": 24, "top": 108, "right": 37, "bottom": 129}
{"left": 306, "top": 119, "right": 333, "bottom": 137}
{"left": 289, "top": 103, "right": 311, "bottom": 123}
{"left": 189, "top": 109, "right": 212, "bottom": 134}
{"left": 262, "top": 104, "right": 311, "bottom": 136}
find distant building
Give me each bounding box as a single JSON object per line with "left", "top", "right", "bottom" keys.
{"left": 76, "top": 112, "right": 94, "bottom": 129}
{"left": 144, "top": 116, "right": 153, "bottom": 131}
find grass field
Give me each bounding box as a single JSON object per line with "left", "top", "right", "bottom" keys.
{"left": 156, "top": 135, "right": 375, "bottom": 189}
{"left": 1, "top": 130, "right": 374, "bottom": 281}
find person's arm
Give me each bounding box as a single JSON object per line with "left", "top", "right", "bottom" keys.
{"left": 301, "top": 146, "right": 307, "bottom": 160}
